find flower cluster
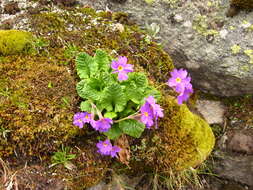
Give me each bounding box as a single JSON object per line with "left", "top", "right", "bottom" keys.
{"left": 73, "top": 112, "right": 113, "bottom": 133}
{"left": 73, "top": 112, "right": 120, "bottom": 158}
{"left": 73, "top": 112, "right": 92, "bottom": 128}
{"left": 74, "top": 51, "right": 194, "bottom": 160}
{"left": 140, "top": 96, "right": 164, "bottom": 129}
{"left": 111, "top": 56, "right": 134, "bottom": 81}
{"left": 96, "top": 139, "right": 121, "bottom": 158}
{"left": 166, "top": 68, "right": 193, "bottom": 104}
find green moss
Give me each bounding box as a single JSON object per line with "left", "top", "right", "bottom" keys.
{"left": 0, "top": 30, "right": 33, "bottom": 55}
{"left": 0, "top": 55, "right": 80, "bottom": 158}
{"left": 132, "top": 95, "right": 215, "bottom": 172}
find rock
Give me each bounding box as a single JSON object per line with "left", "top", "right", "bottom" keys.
{"left": 78, "top": 0, "right": 253, "bottom": 96}
{"left": 4, "top": 2, "right": 20, "bottom": 14}
{"left": 0, "top": 18, "right": 15, "bottom": 29}
{"left": 214, "top": 153, "right": 253, "bottom": 187}
{"left": 226, "top": 129, "right": 253, "bottom": 154}
{"left": 222, "top": 182, "right": 248, "bottom": 190}
{"left": 195, "top": 100, "right": 225, "bottom": 124}
{"left": 87, "top": 174, "right": 143, "bottom": 190}
{"left": 53, "top": 0, "right": 78, "bottom": 7}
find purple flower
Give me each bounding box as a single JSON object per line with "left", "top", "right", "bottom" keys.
{"left": 166, "top": 68, "right": 193, "bottom": 104}
{"left": 140, "top": 96, "right": 164, "bottom": 128}
{"left": 140, "top": 102, "right": 154, "bottom": 128}
{"left": 145, "top": 96, "right": 164, "bottom": 118}
{"left": 96, "top": 139, "right": 121, "bottom": 158}
{"left": 166, "top": 68, "right": 192, "bottom": 94}
{"left": 92, "top": 118, "right": 113, "bottom": 132}
{"left": 177, "top": 83, "right": 193, "bottom": 105}
{"left": 111, "top": 56, "right": 134, "bottom": 81}
{"left": 96, "top": 139, "right": 112, "bottom": 156}
{"left": 73, "top": 112, "right": 92, "bottom": 128}
{"left": 110, "top": 146, "right": 121, "bottom": 158}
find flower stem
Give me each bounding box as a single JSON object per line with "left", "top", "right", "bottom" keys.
{"left": 90, "top": 102, "right": 103, "bottom": 119}
{"left": 114, "top": 112, "right": 141, "bottom": 123}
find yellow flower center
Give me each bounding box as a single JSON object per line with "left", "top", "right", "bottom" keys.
{"left": 103, "top": 143, "right": 108, "bottom": 147}
{"left": 176, "top": 77, "right": 181, "bottom": 83}
{"left": 85, "top": 115, "right": 89, "bottom": 119}
{"left": 144, "top": 112, "right": 149, "bottom": 117}
{"left": 118, "top": 66, "right": 123, "bottom": 71}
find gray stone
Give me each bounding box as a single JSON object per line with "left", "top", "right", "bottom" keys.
{"left": 226, "top": 129, "right": 253, "bottom": 154}
{"left": 78, "top": 0, "right": 253, "bottom": 96}
{"left": 214, "top": 153, "right": 253, "bottom": 187}
{"left": 195, "top": 100, "right": 225, "bottom": 124}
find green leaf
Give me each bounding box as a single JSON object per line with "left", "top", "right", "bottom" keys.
{"left": 99, "top": 83, "right": 127, "bottom": 112}
{"left": 144, "top": 86, "right": 161, "bottom": 100}
{"left": 127, "top": 72, "right": 148, "bottom": 88}
{"left": 94, "top": 49, "right": 110, "bottom": 72}
{"left": 76, "top": 52, "right": 98, "bottom": 79}
{"left": 122, "top": 73, "right": 149, "bottom": 104}
{"left": 125, "top": 83, "right": 145, "bottom": 104}
{"left": 104, "top": 124, "right": 123, "bottom": 140}
{"left": 104, "top": 112, "right": 117, "bottom": 119}
{"left": 80, "top": 100, "right": 92, "bottom": 112}
{"left": 119, "top": 119, "right": 145, "bottom": 138}
{"left": 76, "top": 78, "right": 102, "bottom": 101}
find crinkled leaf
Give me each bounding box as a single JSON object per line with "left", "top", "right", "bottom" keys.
{"left": 80, "top": 100, "right": 92, "bottom": 112}
{"left": 104, "top": 124, "right": 123, "bottom": 140}
{"left": 94, "top": 49, "right": 110, "bottom": 72}
{"left": 119, "top": 119, "right": 145, "bottom": 138}
{"left": 100, "top": 83, "right": 127, "bottom": 112}
{"left": 76, "top": 78, "right": 102, "bottom": 101}
{"left": 122, "top": 73, "right": 149, "bottom": 104}
{"left": 127, "top": 72, "right": 148, "bottom": 87}
{"left": 125, "top": 83, "right": 145, "bottom": 104}
{"left": 104, "top": 112, "right": 117, "bottom": 119}
{"left": 76, "top": 52, "right": 98, "bottom": 79}
{"left": 144, "top": 86, "right": 161, "bottom": 100}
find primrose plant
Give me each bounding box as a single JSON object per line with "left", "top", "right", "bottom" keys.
{"left": 73, "top": 49, "right": 193, "bottom": 158}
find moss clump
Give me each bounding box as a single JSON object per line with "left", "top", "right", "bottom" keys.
{"left": 230, "top": 0, "right": 253, "bottom": 9}
{"left": 0, "top": 30, "right": 33, "bottom": 55}
{"left": 0, "top": 55, "right": 79, "bottom": 158}
{"left": 132, "top": 95, "right": 215, "bottom": 173}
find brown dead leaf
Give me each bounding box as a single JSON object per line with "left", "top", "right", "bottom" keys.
{"left": 115, "top": 135, "right": 130, "bottom": 166}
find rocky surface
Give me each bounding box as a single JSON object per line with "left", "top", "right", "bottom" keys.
{"left": 226, "top": 129, "right": 253, "bottom": 154}
{"left": 196, "top": 100, "right": 225, "bottom": 124}
{"left": 214, "top": 153, "right": 253, "bottom": 187}
{"left": 78, "top": 0, "right": 253, "bottom": 97}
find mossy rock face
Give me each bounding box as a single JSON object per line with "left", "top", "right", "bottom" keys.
{"left": 132, "top": 95, "right": 215, "bottom": 172}
{"left": 0, "top": 30, "right": 33, "bottom": 55}
{"left": 0, "top": 7, "right": 174, "bottom": 188}
{"left": 230, "top": 0, "right": 253, "bottom": 9}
